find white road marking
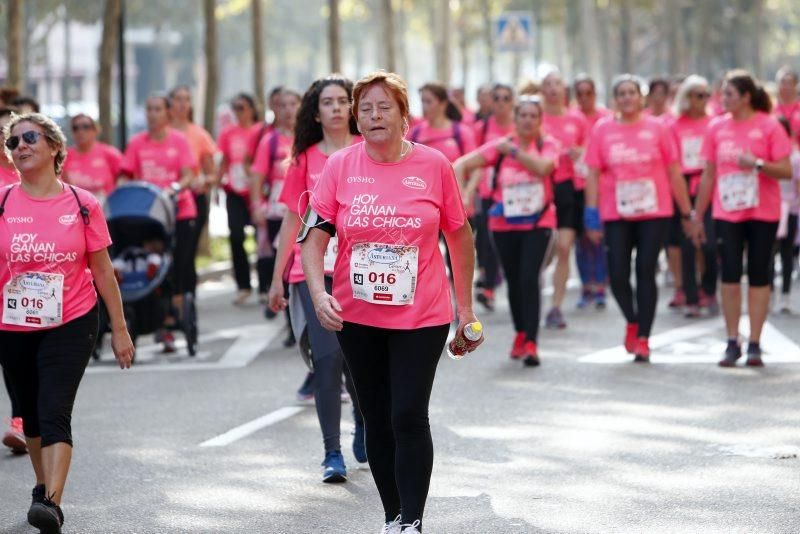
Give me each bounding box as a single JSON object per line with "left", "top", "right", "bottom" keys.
{"left": 578, "top": 317, "right": 800, "bottom": 365}
{"left": 199, "top": 406, "right": 306, "bottom": 447}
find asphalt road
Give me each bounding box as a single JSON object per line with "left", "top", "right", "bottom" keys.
{"left": 1, "top": 269, "right": 799, "bottom": 534}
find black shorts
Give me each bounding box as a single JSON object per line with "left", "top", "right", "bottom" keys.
{"left": 715, "top": 219, "right": 778, "bottom": 286}
{"left": 554, "top": 179, "right": 584, "bottom": 232}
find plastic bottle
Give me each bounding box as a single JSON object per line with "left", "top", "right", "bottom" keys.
{"left": 447, "top": 322, "right": 483, "bottom": 360}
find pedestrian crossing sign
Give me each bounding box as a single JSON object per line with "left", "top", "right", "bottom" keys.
{"left": 495, "top": 12, "right": 533, "bottom": 52}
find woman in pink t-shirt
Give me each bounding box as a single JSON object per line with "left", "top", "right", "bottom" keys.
{"left": 302, "top": 71, "right": 481, "bottom": 534}
{"left": 691, "top": 70, "right": 793, "bottom": 367}
{"left": 62, "top": 114, "right": 122, "bottom": 201}
{"left": 774, "top": 66, "right": 800, "bottom": 146}
{"left": 120, "top": 95, "right": 198, "bottom": 352}
{"left": 266, "top": 76, "right": 364, "bottom": 483}
{"left": 670, "top": 75, "right": 717, "bottom": 318}
{"left": 584, "top": 75, "right": 693, "bottom": 362}
{"left": 455, "top": 96, "right": 557, "bottom": 365}
{"left": 0, "top": 113, "right": 132, "bottom": 531}
{"left": 408, "top": 82, "right": 477, "bottom": 164}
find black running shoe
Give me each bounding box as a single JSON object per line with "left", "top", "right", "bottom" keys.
{"left": 31, "top": 484, "right": 45, "bottom": 506}
{"left": 745, "top": 344, "right": 764, "bottom": 367}
{"left": 28, "top": 496, "right": 63, "bottom": 534}
{"left": 718, "top": 341, "right": 742, "bottom": 368}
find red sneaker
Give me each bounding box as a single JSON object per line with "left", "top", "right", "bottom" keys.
{"left": 669, "top": 289, "right": 686, "bottom": 308}
{"left": 162, "top": 331, "right": 177, "bottom": 353}
{"left": 2, "top": 417, "right": 27, "bottom": 454}
{"left": 522, "top": 341, "right": 540, "bottom": 367}
{"left": 624, "top": 323, "right": 639, "bottom": 354}
{"left": 633, "top": 337, "right": 650, "bottom": 363}
{"left": 510, "top": 332, "right": 526, "bottom": 359}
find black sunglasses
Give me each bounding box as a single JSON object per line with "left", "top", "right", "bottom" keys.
{"left": 5, "top": 130, "right": 41, "bottom": 151}
{"left": 72, "top": 123, "right": 94, "bottom": 132}
{"left": 493, "top": 95, "right": 513, "bottom": 103}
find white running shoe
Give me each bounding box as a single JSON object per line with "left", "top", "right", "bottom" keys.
{"left": 401, "top": 520, "right": 422, "bottom": 533}
{"left": 380, "top": 515, "right": 402, "bottom": 534}
{"left": 778, "top": 293, "right": 793, "bottom": 315}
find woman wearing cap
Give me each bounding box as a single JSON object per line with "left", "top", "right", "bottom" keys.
{"left": 0, "top": 112, "right": 132, "bottom": 533}
{"left": 301, "top": 71, "right": 482, "bottom": 534}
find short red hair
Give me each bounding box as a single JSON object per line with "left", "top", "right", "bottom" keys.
{"left": 352, "top": 71, "right": 410, "bottom": 122}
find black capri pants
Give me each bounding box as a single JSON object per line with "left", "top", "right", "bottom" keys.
{"left": 173, "top": 218, "right": 198, "bottom": 295}
{"left": 0, "top": 306, "right": 98, "bottom": 447}
{"left": 716, "top": 219, "right": 779, "bottom": 287}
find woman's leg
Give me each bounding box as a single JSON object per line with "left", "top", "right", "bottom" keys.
{"left": 700, "top": 209, "right": 719, "bottom": 298}
{"left": 745, "top": 221, "right": 779, "bottom": 344}
{"left": 604, "top": 221, "right": 637, "bottom": 324}
{"left": 492, "top": 232, "right": 524, "bottom": 333}
{"left": 716, "top": 220, "right": 746, "bottom": 340}
{"left": 226, "top": 193, "right": 252, "bottom": 292}
{"left": 388, "top": 324, "right": 449, "bottom": 530}
{"left": 633, "top": 218, "right": 669, "bottom": 337}
{"left": 781, "top": 214, "right": 798, "bottom": 294}
{"left": 519, "top": 229, "right": 553, "bottom": 343}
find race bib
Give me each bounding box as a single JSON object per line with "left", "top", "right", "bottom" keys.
{"left": 502, "top": 182, "right": 545, "bottom": 218}
{"left": 574, "top": 158, "right": 590, "bottom": 180}
{"left": 616, "top": 178, "right": 658, "bottom": 217}
{"left": 3, "top": 272, "right": 64, "bottom": 328}
{"left": 350, "top": 243, "right": 418, "bottom": 306}
{"left": 230, "top": 163, "right": 249, "bottom": 192}
{"left": 718, "top": 171, "right": 759, "bottom": 212}
{"left": 681, "top": 137, "right": 703, "bottom": 170}
{"left": 324, "top": 237, "right": 338, "bottom": 273}
{"left": 266, "top": 180, "right": 288, "bottom": 220}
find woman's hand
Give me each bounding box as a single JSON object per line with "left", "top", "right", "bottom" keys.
{"left": 455, "top": 309, "right": 484, "bottom": 352}
{"left": 312, "top": 291, "right": 344, "bottom": 331}
{"left": 268, "top": 279, "right": 288, "bottom": 312}
{"left": 689, "top": 218, "right": 707, "bottom": 248}
{"left": 495, "top": 137, "right": 515, "bottom": 156}
{"left": 587, "top": 229, "right": 603, "bottom": 245}
{"left": 111, "top": 326, "right": 134, "bottom": 369}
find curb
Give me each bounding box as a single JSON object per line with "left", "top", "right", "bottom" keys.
{"left": 197, "top": 260, "right": 233, "bottom": 283}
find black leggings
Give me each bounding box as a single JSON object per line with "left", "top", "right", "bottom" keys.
{"left": 4, "top": 367, "right": 20, "bottom": 418}
{"left": 296, "top": 280, "right": 360, "bottom": 454}
{"left": 475, "top": 198, "right": 501, "bottom": 290}
{"left": 0, "top": 306, "right": 98, "bottom": 447}
{"left": 605, "top": 218, "right": 669, "bottom": 338}
{"left": 772, "top": 214, "right": 798, "bottom": 294}
{"left": 492, "top": 229, "right": 553, "bottom": 342}
{"left": 681, "top": 201, "right": 718, "bottom": 305}
{"left": 716, "top": 219, "right": 778, "bottom": 287}
{"left": 188, "top": 192, "right": 209, "bottom": 294}
{"left": 226, "top": 192, "right": 254, "bottom": 291}
{"left": 337, "top": 322, "right": 449, "bottom": 530}
{"left": 256, "top": 219, "right": 282, "bottom": 295}
{"left": 173, "top": 218, "right": 197, "bottom": 295}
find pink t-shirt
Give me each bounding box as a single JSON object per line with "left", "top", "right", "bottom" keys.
{"left": 280, "top": 138, "right": 361, "bottom": 284}
{"left": 542, "top": 111, "right": 589, "bottom": 187}
{"left": 310, "top": 142, "right": 466, "bottom": 330}
{"left": 700, "top": 112, "right": 793, "bottom": 223}
{"left": 63, "top": 142, "right": 122, "bottom": 197}
{"left": 473, "top": 117, "right": 515, "bottom": 199}
{"left": 576, "top": 106, "right": 613, "bottom": 129}
{"left": 218, "top": 123, "right": 262, "bottom": 196}
{"left": 643, "top": 109, "right": 676, "bottom": 125}
{"left": 408, "top": 121, "right": 477, "bottom": 163}
{"left": 0, "top": 184, "right": 111, "bottom": 332}
{"left": 478, "top": 135, "right": 559, "bottom": 232}
{"left": 671, "top": 115, "right": 712, "bottom": 195}
{"left": 775, "top": 101, "right": 800, "bottom": 146}
{"left": 121, "top": 130, "right": 198, "bottom": 220}
{"left": 0, "top": 163, "right": 18, "bottom": 186}
{"left": 251, "top": 131, "right": 293, "bottom": 219}
{"left": 584, "top": 116, "right": 679, "bottom": 222}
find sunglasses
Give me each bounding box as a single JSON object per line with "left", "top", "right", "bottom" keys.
{"left": 72, "top": 123, "right": 94, "bottom": 132}
{"left": 232, "top": 104, "right": 246, "bottom": 112}
{"left": 5, "top": 130, "right": 41, "bottom": 151}
{"left": 690, "top": 92, "right": 710, "bottom": 100}
{"left": 493, "top": 95, "right": 513, "bottom": 103}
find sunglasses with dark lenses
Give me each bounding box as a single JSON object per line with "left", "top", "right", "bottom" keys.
{"left": 5, "top": 130, "right": 41, "bottom": 151}
{"left": 72, "top": 123, "right": 94, "bottom": 132}
{"left": 493, "top": 95, "right": 513, "bottom": 103}
{"left": 232, "top": 104, "right": 246, "bottom": 112}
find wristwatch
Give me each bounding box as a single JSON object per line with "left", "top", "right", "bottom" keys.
{"left": 754, "top": 158, "right": 765, "bottom": 171}
{"left": 509, "top": 146, "right": 519, "bottom": 159}
{"left": 681, "top": 209, "right": 696, "bottom": 222}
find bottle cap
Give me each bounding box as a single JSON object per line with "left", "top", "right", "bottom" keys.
{"left": 469, "top": 322, "right": 483, "bottom": 334}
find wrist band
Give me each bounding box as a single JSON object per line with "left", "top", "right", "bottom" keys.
{"left": 583, "top": 207, "right": 602, "bottom": 231}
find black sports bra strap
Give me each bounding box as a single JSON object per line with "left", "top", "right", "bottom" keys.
{"left": 68, "top": 185, "right": 91, "bottom": 225}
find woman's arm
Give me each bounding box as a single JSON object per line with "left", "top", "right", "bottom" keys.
{"left": 268, "top": 211, "right": 303, "bottom": 311}
{"left": 443, "top": 221, "right": 483, "bottom": 350}
{"left": 89, "top": 249, "right": 133, "bottom": 369}
{"left": 301, "top": 228, "right": 343, "bottom": 331}
{"left": 513, "top": 150, "right": 555, "bottom": 176}
{"left": 668, "top": 162, "right": 692, "bottom": 216}
{"left": 738, "top": 153, "right": 792, "bottom": 180}
{"left": 454, "top": 151, "right": 488, "bottom": 200}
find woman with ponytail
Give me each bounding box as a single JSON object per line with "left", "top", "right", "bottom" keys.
{"left": 691, "top": 70, "right": 793, "bottom": 367}
{"left": 408, "top": 82, "right": 477, "bottom": 164}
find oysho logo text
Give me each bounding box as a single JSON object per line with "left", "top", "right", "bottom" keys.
{"left": 347, "top": 176, "right": 375, "bottom": 184}
{"left": 6, "top": 217, "right": 33, "bottom": 224}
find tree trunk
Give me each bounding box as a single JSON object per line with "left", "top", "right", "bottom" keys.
{"left": 7, "top": 0, "right": 24, "bottom": 90}
{"left": 480, "top": 0, "right": 494, "bottom": 81}
{"left": 751, "top": 0, "right": 763, "bottom": 77}
{"left": 533, "top": 0, "right": 543, "bottom": 71}
{"left": 434, "top": 0, "right": 451, "bottom": 84}
{"left": 665, "top": 1, "right": 680, "bottom": 75}
{"left": 98, "top": 0, "right": 121, "bottom": 145}
{"left": 62, "top": 7, "right": 72, "bottom": 111}
{"left": 203, "top": 0, "right": 218, "bottom": 134}
{"left": 380, "top": 0, "right": 396, "bottom": 71}
{"left": 251, "top": 0, "right": 266, "bottom": 113}
{"left": 580, "top": 0, "right": 604, "bottom": 91}
{"left": 458, "top": 8, "right": 470, "bottom": 87}
{"left": 328, "top": 0, "right": 342, "bottom": 73}
{"left": 618, "top": 0, "right": 632, "bottom": 73}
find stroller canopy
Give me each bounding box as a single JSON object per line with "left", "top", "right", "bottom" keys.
{"left": 104, "top": 182, "right": 176, "bottom": 236}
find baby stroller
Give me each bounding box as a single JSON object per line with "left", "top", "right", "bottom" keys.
{"left": 95, "top": 182, "right": 198, "bottom": 361}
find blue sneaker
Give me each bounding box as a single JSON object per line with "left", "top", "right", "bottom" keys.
{"left": 321, "top": 450, "right": 347, "bottom": 483}
{"left": 576, "top": 290, "right": 593, "bottom": 309}
{"left": 352, "top": 417, "right": 367, "bottom": 464}
{"left": 594, "top": 291, "right": 606, "bottom": 310}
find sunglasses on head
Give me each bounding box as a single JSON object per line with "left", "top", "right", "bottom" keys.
{"left": 5, "top": 130, "right": 41, "bottom": 151}
{"left": 493, "top": 95, "right": 512, "bottom": 103}
{"left": 72, "top": 123, "right": 94, "bottom": 132}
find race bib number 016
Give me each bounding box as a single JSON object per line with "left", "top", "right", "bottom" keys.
{"left": 350, "top": 243, "right": 418, "bottom": 306}
{"left": 719, "top": 171, "right": 759, "bottom": 212}
{"left": 502, "top": 182, "right": 545, "bottom": 217}
{"left": 3, "top": 272, "right": 64, "bottom": 328}
{"left": 616, "top": 178, "right": 658, "bottom": 217}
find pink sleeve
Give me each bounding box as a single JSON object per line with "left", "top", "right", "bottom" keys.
{"left": 659, "top": 124, "right": 679, "bottom": 165}
{"left": 477, "top": 140, "right": 499, "bottom": 166}
{"left": 85, "top": 195, "right": 112, "bottom": 252}
{"left": 439, "top": 159, "right": 467, "bottom": 232}
{"left": 460, "top": 126, "right": 477, "bottom": 154}
{"left": 700, "top": 124, "right": 717, "bottom": 164}
{"left": 217, "top": 128, "right": 230, "bottom": 159}
{"left": 769, "top": 119, "right": 793, "bottom": 161}
{"left": 177, "top": 135, "right": 198, "bottom": 170}
{"left": 309, "top": 156, "right": 339, "bottom": 221}
{"left": 250, "top": 134, "right": 271, "bottom": 176}
{"left": 105, "top": 145, "right": 123, "bottom": 177}
{"left": 279, "top": 154, "right": 306, "bottom": 214}
{"left": 541, "top": 138, "right": 560, "bottom": 167}
{"left": 120, "top": 141, "right": 138, "bottom": 176}
{"left": 584, "top": 126, "right": 603, "bottom": 170}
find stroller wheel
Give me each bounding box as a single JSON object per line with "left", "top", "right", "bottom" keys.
{"left": 183, "top": 292, "right": 198, "bottom": 357}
